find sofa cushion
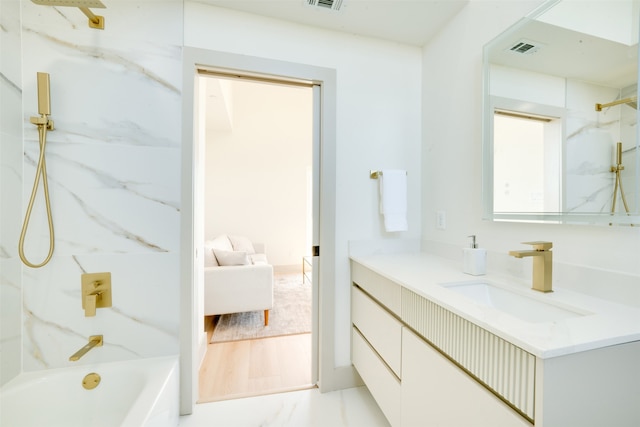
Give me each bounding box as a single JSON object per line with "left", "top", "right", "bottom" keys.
{"left": 250, "top": 253, "right": 268, "bottom": 265}
{"left": 213, "top": 249, "right": 250, "bottom": 266}
{"left": 228, "top": 235, "right": 256, "bottom": 254}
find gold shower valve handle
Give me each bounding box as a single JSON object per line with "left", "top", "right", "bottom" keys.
{"left": 81, "top": 272, "right": 112, "bottom": 317}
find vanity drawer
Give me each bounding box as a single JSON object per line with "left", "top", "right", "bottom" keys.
{"left": 351, "top": 261, "right": 401, "bottom": 316}
{"left": 352, "top": 285, "right": 402, "bottom": 376}
{"left": 352, "top": 326, "right": 401, "bottom": 427}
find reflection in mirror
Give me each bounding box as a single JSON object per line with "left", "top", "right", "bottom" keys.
{"left": 483, "top": 0, "right": 639, "bottom": 225}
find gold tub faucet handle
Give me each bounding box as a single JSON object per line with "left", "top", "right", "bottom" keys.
{"left": 69, "top": 335, "right": 103, "bottom": 361}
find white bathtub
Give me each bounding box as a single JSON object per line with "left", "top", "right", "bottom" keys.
{"left": 0, "top": 356, "right": 179, "bottom": 427}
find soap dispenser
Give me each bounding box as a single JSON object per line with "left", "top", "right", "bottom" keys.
{"left": 463, "top": 235, "right": 486, "bottom": 276}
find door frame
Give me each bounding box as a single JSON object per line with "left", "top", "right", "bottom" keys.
{"left": 180, "top": 47, "right": 338, "bottom": 414}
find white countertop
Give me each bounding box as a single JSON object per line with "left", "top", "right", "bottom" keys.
{"left": 350, "top": 252, "right": 640, "bottom": 359}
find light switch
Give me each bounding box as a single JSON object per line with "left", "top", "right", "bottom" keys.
{"left": 436, "top": 211, "right": 446, "bottom": 230}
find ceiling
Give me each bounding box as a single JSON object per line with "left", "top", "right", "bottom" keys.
{"left": 488, "top": 1, "right": 639, "bottom": 89}
{"left": 200, "top": 0, "right": 471, "bottom": 132}
{"left": 201, "top": 0, "right": 469, "bottom": 46}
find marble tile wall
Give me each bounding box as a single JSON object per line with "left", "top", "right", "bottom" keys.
{"left": 564, "top": 79, "right": 634, "bottom": 213}
{"left": 3, "top": 0, "right": 183, "bottom": 373}
{"left": 1, "top": 0, "right": 25, "bottom": 386}
{"left": 620, "top": 85, "right": 638, "bottom": 212}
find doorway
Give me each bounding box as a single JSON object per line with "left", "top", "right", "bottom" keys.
{"left": 197, "top": 72, "right": 314, "bottom": 401}
{"left": 180, "top": 48, "right": 339, "bottom": 415}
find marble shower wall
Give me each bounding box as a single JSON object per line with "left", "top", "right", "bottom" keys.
{"left": 1, "top": 0, "right": 24, "bottom": 386}
{"left": 15, "top": 0, "right": 183, "bottom": 372}
{"left": 564, "top": 79, "right": 637, "bottom": 213}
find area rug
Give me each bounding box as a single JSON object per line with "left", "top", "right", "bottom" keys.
{"left": 210, "top": 273, "right": 311, "bottom": 343}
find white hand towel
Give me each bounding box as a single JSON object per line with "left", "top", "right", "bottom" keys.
{"left": 379, "top": 169, "right": 408, "bottom": 232}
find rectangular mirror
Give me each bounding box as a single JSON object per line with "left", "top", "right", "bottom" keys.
{"left": 483, "top": 0, "right": 639, "bottom": 225}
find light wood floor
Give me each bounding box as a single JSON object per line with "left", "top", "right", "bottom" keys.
{"left": 198, "top": 316, "right": 314, "bottom": 403}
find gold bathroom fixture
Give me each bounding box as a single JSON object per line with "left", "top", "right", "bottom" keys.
{"left": 69, "top": 335, "right": 103, "bottom": 361}
{"left": 19, "top": 72, "right": 55, "bottom": 268}
{"left": 369, "top": 170, "right": 408, "bottom": 179}
{"left": 31, "top": 0, "right": 106, "bottom": 30}
{"left": 509, "top": 241, "right": 553, "bottom": 293}
{"left": 81, "top": 272, "right": 112, "bottom": 317}
{"left": 82, "top": 372, "right": 101, "bottom": 390}
{"left": 595, "top": 95, "right": 638, "bottom": 111}
{"left": 611, "top": 142, "right": 630, "bottom": 216}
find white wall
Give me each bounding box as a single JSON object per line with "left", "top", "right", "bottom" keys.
{"left": 185, "top": 2, "right": 423, "bottom": 368}
{"left": 205, "top": 79, "right": 312, "bottom": 267}
{"left": 421, "top": 1, "right": 640, "bottom": 287}
{"left": 5, "top": 0, "right": 183, "bottom": 374}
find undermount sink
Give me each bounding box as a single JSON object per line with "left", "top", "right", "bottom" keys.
{"left": 440, "top": 281, "right": 590, "bottom": 323}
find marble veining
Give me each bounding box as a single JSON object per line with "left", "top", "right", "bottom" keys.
{"left": 0, "top": 0, "right": 24, "bottom": 386}
{"left": 21, "top": 149, "right": 173, "bottom": 254}
{"left": 179, "top": 387, "right": 390, "bottom": 427}
{"left": 20, "top": 253, "right": 180, "bottom": 371}
{"left": 564, "top": 78, "right": 635, "bottom": 213}
{"left": 23, "top": 28, "right": 181, "bottom": 95}
{"left": 0, "top": 72, "right": 21, "bottom": 93}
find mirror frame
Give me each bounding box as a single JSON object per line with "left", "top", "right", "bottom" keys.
{"left": 482, "top": 0, "right": 640, "bottom": 226}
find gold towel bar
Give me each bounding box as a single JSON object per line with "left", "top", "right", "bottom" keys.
{"left": 370, "top": 170, "right": 407, "bottom": 179}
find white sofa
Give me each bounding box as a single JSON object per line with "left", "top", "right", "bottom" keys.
{"left": 203, "top": 235, "right": 274, "bottom": 325}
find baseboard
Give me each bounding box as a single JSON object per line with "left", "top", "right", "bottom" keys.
{"left": 318, "top": 365, "right": 363, "bottom": 393}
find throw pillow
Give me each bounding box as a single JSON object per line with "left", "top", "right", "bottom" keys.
{"left": 228, "top": 235, "right": 256, "bottom": 254}
{"left": 203, "top": 240, "right": 219, "bottom": 267}
{"left": 213, "top": 249, "right": 250, "bottom": 266}
{"left": 210, "top": 235, "right": 233, "bottom": 252}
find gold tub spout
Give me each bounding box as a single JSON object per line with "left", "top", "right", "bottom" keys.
{"left": 69, "top": 335, "right": 103, "bottom": 361}
{"left": 509, "top": 241, "right": 553, "bottom": 293}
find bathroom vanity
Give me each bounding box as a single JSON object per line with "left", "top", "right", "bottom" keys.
{"left": 350, "top": 253, "right": 640, "bottom": 427}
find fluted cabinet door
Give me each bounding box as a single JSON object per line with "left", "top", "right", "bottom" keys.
{"left": 401, "top": 328, "right": 531, "bottom": 427}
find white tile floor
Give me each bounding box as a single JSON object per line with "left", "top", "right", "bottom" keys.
{"left": 178, "top": 386, "right": 390, "bottom": 427}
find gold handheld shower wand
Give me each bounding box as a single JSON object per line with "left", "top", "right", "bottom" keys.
{"left": 19, "top": 72, "right": 56, "bottom": 268}
{"left": 611, "top": 142, "right": 630, "bottom": 216}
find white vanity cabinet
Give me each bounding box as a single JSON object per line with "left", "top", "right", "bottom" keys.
{"left": 351, "top": 262, "right": 403, "bottom": 426}
{"left": 401, "top": 327, "right": 531, "bottom": 427}
{"left": 351, "top": 260, "right": 532, "bottom": 427}
{"left": 351, "top": 258, "right": 640, "bottom": 427}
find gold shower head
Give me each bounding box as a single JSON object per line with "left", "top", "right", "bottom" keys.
{"left": 31, "top": 0, "right": 106, "bottom": 30}
{"left": 595, "top": 95, "right": 638, "bottom": 112}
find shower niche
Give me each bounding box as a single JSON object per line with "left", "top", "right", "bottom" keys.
{"left": 482, "top": 0, "right": 640, "bottom": 225}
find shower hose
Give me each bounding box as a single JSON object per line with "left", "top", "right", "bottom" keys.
{"left": 611, "top": 142, "right": 630, "bottom": 216}
{"left": 18, "top": 117, "right": 55, "bottom": 268}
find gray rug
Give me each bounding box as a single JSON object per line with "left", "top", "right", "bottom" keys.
{"left": 210, "top": 274, "right": 312, "bottom": 343}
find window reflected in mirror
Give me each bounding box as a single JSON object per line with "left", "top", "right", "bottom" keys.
{"left": 493, "top": 110, "right": 561, "bottom": 213}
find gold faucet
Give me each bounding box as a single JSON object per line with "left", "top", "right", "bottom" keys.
{"left": 69, "top": 335, "right": 103, "bottom": 361}
{"left": 509, "top": 241, "right": 553, "bottom": 293}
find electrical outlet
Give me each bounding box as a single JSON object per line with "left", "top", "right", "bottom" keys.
{"left": 436, "top": 211, "right": 446, "bottom": 230}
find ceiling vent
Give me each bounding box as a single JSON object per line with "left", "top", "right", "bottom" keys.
{"left": 507, "top": 39, "right": 543, "bottom": 55}
{"left": 306, "top": 0, "right": 344, "bottom": 12}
